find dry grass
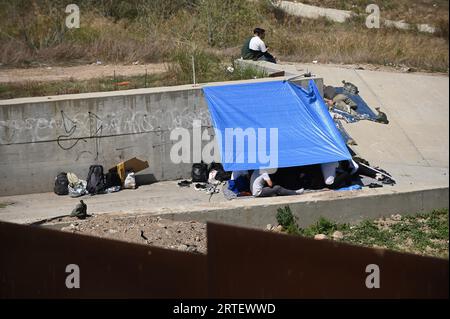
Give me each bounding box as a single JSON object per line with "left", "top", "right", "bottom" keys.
{"left": 0, "top": 0, "right": 448, "bottom": 73}
{"left": 0, "top": 62, "right": 266, "bottom": 99}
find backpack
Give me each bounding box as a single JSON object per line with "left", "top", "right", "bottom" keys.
{"left": 191, "top": 162, "right": 208, "bottom": 183}
{"left": 208, "top": 162, "right": 232, "bottom": 182}
{"left": 86, "top": 165, "right": 106, "bottom": 194}
{"left": 342, "top": 80, "right": 359, "bottom": 95}
{"left": 105, "top": 171, "right": 122, "bottom": 188}
{"left": 71, "top": 200, "right": 88, "bottom": 219}
{"left": 54, "top": 172, "right": 69, "bottom": 195}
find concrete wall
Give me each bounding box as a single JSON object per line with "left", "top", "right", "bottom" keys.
{"left": 162, "top": 187, "right": 449, "bottom": 229}
{"left": 0, "top": 77, "right": 323, "bottom": 196}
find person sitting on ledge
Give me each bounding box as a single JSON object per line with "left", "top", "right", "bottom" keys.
{"left": 250, "top": 170, "right": 304, "bottom": 197}
{"left": 241, "top": 27, "right": 277, "bottom": 64}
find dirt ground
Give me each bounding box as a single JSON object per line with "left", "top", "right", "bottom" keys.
{"left": 38, "top": 208, "right": 448, "bottom": 259}
{"left": 0, "top": 63, "right": 168, "bottom": 83}
{"left": 43, "top": 214, "right": 207, "bottom": 254}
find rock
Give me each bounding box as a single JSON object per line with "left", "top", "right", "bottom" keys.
{"left": 314, "top": 234, "right": 328, "bottom": 240}
{"left": 275, "top": 225, "right": 284, "bottom": 232}
{"left": 177, "top": 244, "right": 188, "bottom": 251}
{"left": 332, "top": 231, "right": 344, "bottom": 240}
{"left": 195, "top": 236, "right": 201, "bottom": 242}
{"left": 401, "top": 67, "right": 413, "bottom": 73}
{"left": 187, "top": 246, "right": 197, "bottom": 253}
{"left": 108, "top": 229, "right": 117, "bottom": 234}
{"left": 266, "top": 224, "right": 273, "bottom": 231}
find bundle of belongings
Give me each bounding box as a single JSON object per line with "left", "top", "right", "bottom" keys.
{"left": 323, "top": 80, "right": 389, "bottom": 146}
{"left": 53, "top": 157, "right": 149, "bottom": 197}
{"left": 201, "top": 79, "right": 395, "bottom": 201}
{"left": 220, "top": 156, "right": 395, "bottom": 201}
{"left": 178, "top": 162, "right": 232, "bottom": 199}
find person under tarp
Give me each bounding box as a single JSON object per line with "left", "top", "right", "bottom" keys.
{"left": 204, "top": 80, "right": 352, "bottom": 172}
{"left": 250, "top": 170, "right": 304, "bottom": 197}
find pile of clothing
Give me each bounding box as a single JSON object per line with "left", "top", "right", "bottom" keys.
{"left": 323, "top": 80, "right": 389, "bottom": 146}
{"left": 177, "top": 162, "right": 232, "bottom": 198}
{"left": 53, "top": 164, "right": 138, "bottom": 197}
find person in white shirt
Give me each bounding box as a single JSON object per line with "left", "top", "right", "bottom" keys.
{"left": 250, "top": 170, "right": 304, "bottom": 197}
{"left": 241, "top": 28, "right": 277, "bottom": 63}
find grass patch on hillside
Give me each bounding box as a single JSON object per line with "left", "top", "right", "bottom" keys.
{"left": 0, "top": 62, "right": 266, "bottom": 99}
{"left": 276, "top": 206, "right": 449, "bottom": 259}
{"left": 0, "top": 0, "right": 447, "bottom": 73}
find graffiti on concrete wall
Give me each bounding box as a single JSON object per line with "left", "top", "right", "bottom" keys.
{"left": 0, "top": 107, "right": 210, "bottom": 143}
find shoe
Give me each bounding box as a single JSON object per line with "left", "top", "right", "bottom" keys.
{"left": 296, "top": 188, "right": 304, "bottom": 195}
{"left": 194, "top": 183, "right": 207, "bottom": 191}
{"left": 177, "top": 180, "right": 192, "bottom": 187}
{"left": 375, "top": 173, "right": 384, "bottom": 181}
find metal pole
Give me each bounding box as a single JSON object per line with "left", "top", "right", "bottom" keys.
{"left": 145, "top": 69, "right": 148, "bottom": 88}
{"left": 358, "top": 162, "right": 393, "bottom": 180}
{"left": 192, "top": 55, "right": 196, "bottom": 85}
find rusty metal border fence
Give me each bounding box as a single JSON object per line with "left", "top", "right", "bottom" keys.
{"left": 207, "top": 223, "right": 448, "bottom": 298}
{"left": 0, "top": 221, "right": 448, "bottom": 298}
{"left": 0, "top": 221, "right": 207, "bottom": 298}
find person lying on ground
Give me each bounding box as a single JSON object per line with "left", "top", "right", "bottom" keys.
{"left": 250, "top": 170, "right": 304, "bottom": 197}
{"left": 241, "top": 27, "right": 277, "bottom": 64}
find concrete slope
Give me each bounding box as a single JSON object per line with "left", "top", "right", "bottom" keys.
{"left": 241, "top": 61, "right": 449, "bottom": 189}
{"left": 0, "top": 62, "right": 448, "bottom": 225}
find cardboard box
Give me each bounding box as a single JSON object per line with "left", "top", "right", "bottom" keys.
{"left": 109, "top": 157, "right": 149, "bottom": 182}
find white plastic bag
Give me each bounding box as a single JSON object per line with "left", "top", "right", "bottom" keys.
{"left": 124, "top": 172, "right": 136, "bottom": 189}
{"left": 68, "top": 179, "right": 87, "bottom": 197}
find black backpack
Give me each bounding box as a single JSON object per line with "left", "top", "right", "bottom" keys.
{"left": 86, "top": 165, "right": 106, "bottom": 194}
{"left": 105, "top": 171, "right": 122, "bottom": 188}
{"left": 191, "top": 162, "right": 208, "bottom": 183}
{"left": 54, "top": 172, "right": 69, "bottom": 195}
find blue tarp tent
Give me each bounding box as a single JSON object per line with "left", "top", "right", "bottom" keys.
{"left": 203, "top": 80, "right": 351, "bottom": 171}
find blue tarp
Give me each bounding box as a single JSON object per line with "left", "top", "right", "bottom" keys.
{"left": 203, "top": 80, "right": 351, "bottom": 171}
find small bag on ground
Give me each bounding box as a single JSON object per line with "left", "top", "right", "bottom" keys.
{"left": 123, "top": 171, "right": 136, "bottom": 189}
{"left": 54, "top": 172, "right": 69, "bottom": 195}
